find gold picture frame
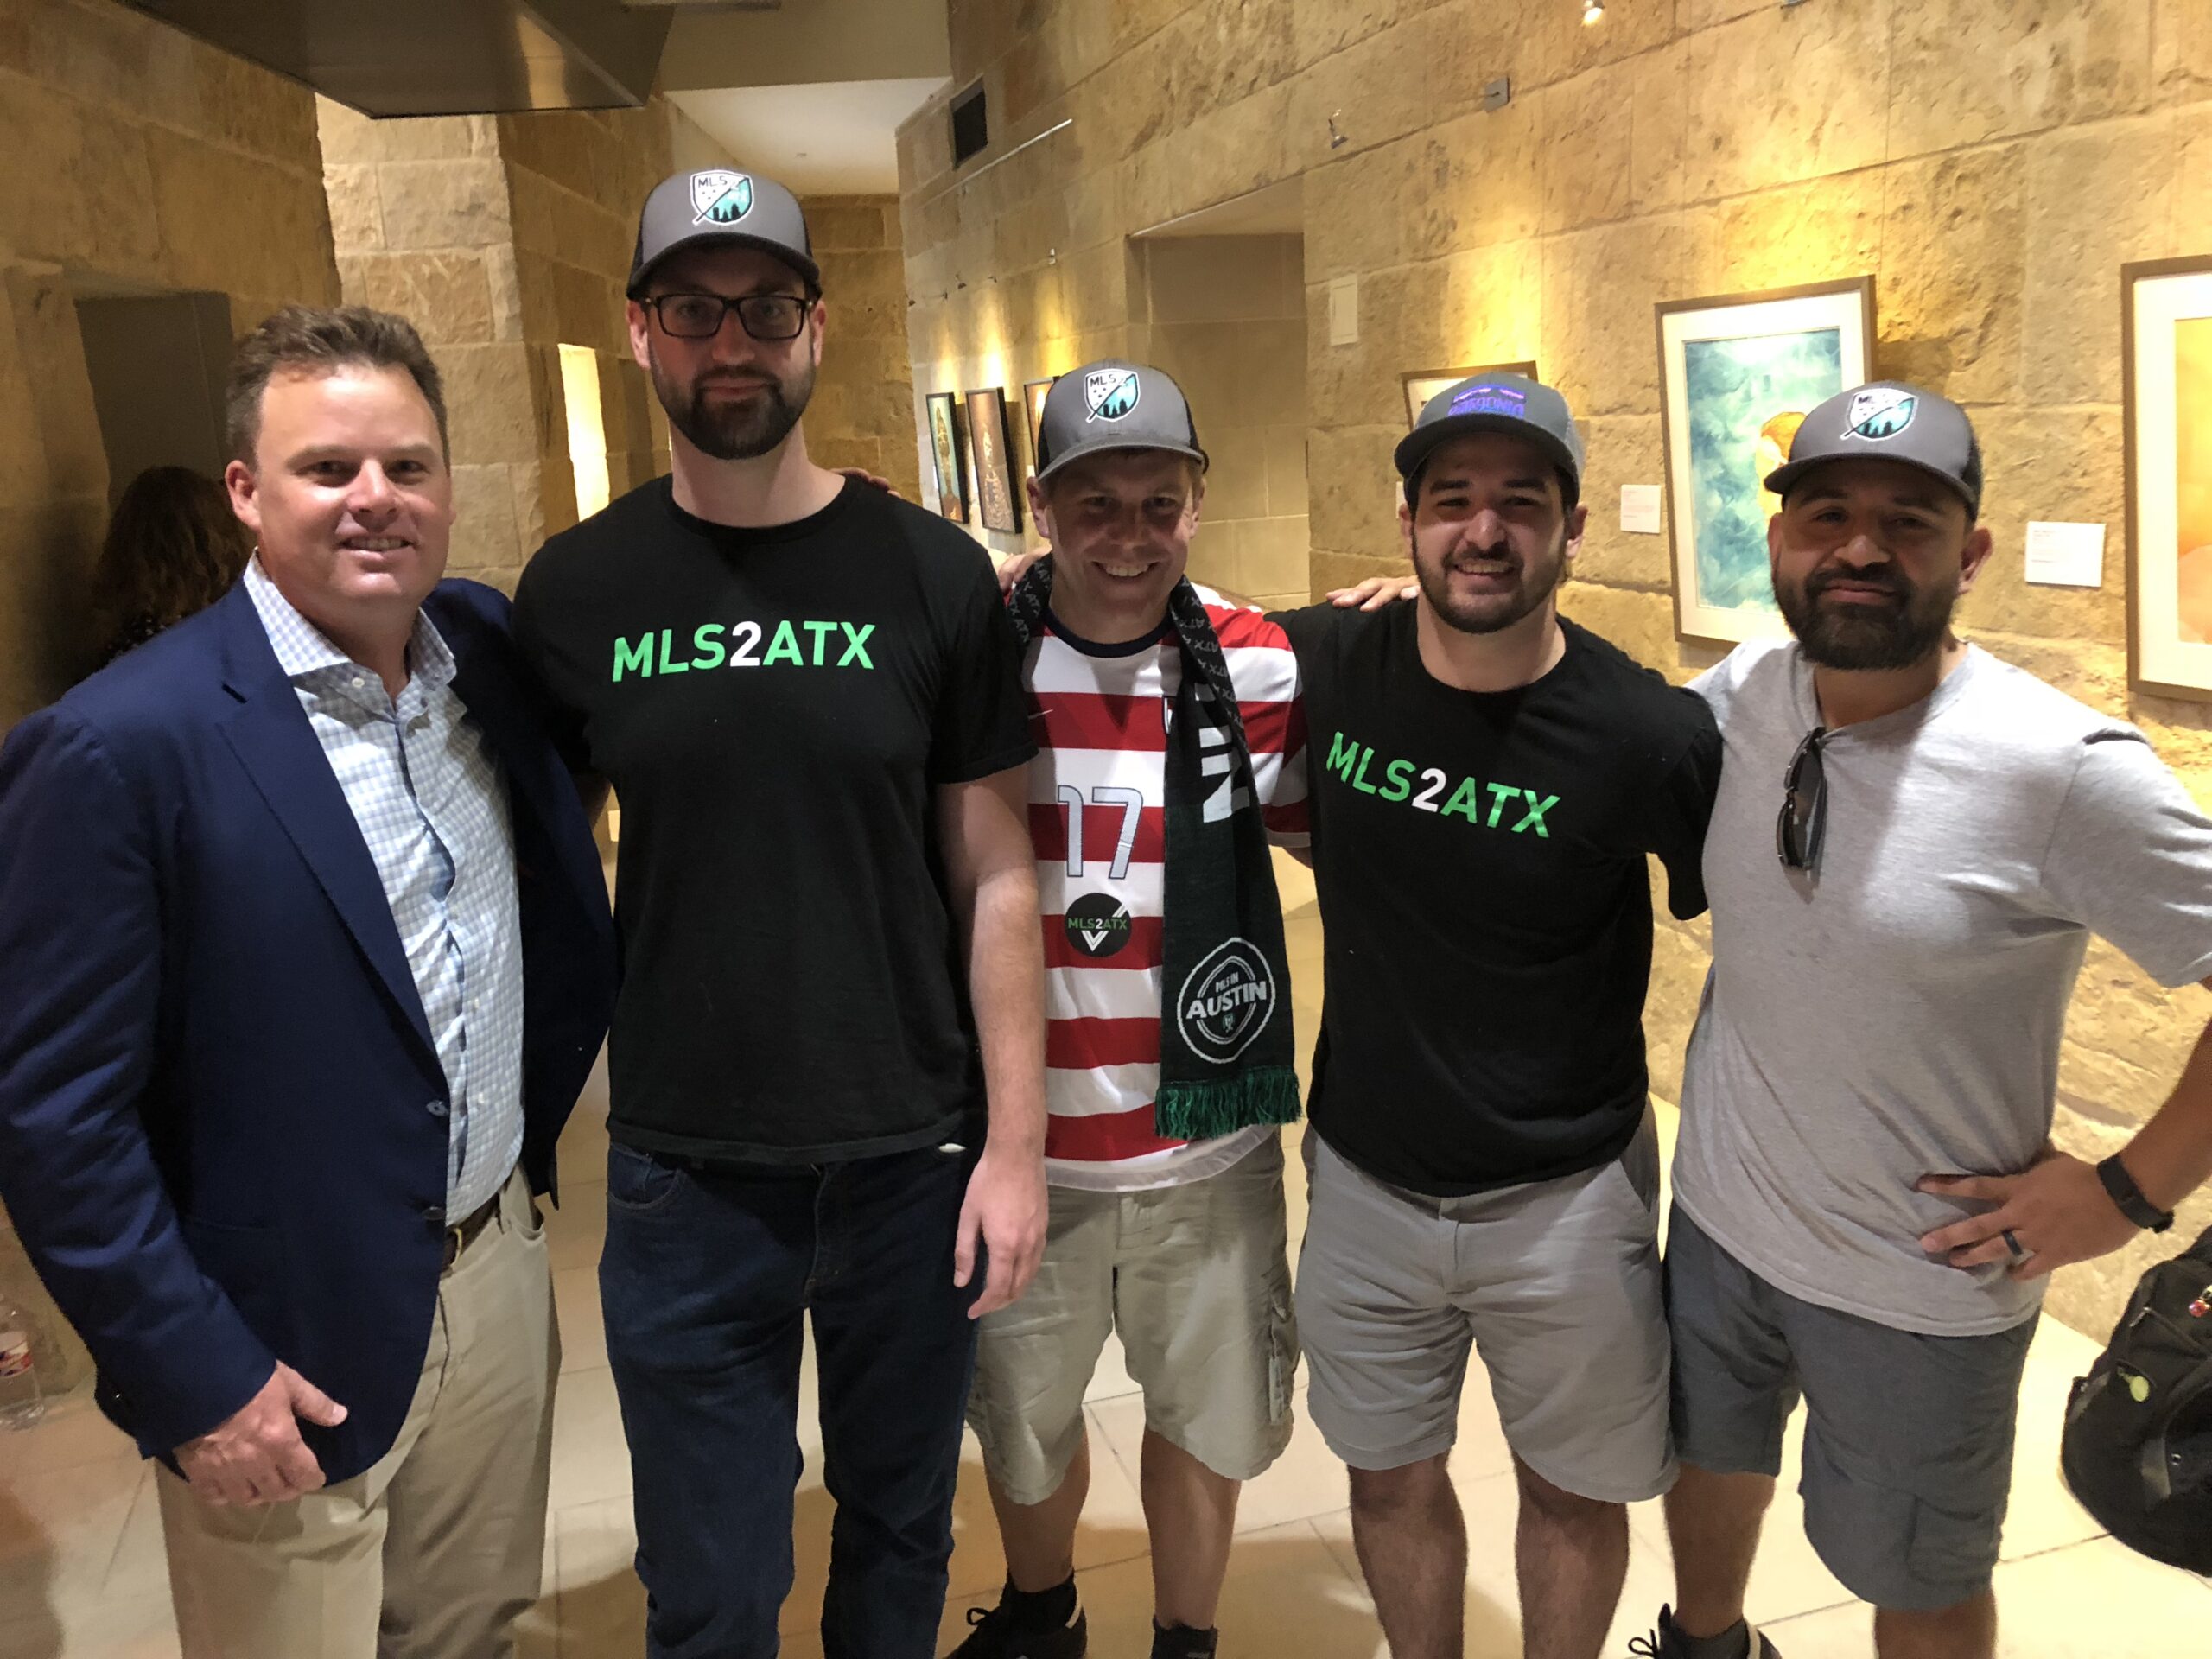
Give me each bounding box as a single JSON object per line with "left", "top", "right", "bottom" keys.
{"left": 2124, "top": 255, "right": 2212, "bottom": 701}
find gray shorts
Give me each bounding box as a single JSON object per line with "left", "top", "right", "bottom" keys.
{"left": 1666, "top": 1206, "right": 2037, "bottom": 1611}
{"left": 1295, "top": 1114, "right": 1674, "bottom": 1502}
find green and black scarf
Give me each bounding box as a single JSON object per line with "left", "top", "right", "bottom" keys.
{"left": 1008, "top": 559, "right": 1301, "bottom": 1141}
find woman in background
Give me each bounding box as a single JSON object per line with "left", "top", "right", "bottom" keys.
{"left": 92, "top": 465, "right": 252, "bottom": 666}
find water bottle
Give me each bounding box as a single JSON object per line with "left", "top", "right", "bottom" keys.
{"left": 0, "top": 1296, "right": 45, "bottom": 1430}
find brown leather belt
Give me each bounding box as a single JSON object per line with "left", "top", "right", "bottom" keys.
{"left": 440, "top": 1190, "right": 502, "bottom": 1271}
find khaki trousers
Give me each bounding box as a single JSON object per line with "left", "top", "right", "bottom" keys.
{"left": 157, "top": 1166, "right": 559, "bottom": 1659}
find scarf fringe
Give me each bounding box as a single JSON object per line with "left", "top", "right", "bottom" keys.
{"left": 1154, "top": 1066, "right": 1304, "bottom": 1141}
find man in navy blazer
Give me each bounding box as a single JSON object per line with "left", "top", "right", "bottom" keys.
{"left": 0, "top": 306, "right": 614, "bottom": 1659}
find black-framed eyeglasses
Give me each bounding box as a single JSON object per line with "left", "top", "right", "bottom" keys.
{"left": 1776, "top": 726, "right": 1828, "bottom": 872}
{"left": 643, "top": 292, "right": 814, "bottom": 341}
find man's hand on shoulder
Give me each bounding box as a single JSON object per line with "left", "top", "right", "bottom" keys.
{"left": 995, "top": 548, "right": 1049, "bottom": 594}
{"left": 1327, "top": 575, "right": 1417, "bottom": 612}
{"left": 833, "top": 466, "right": 900, "bottom": 497}
{"left": 175, "top": 1362, "right": 348, "bottom": 1506}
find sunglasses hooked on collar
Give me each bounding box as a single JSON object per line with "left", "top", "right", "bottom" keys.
{"left": 1776, "top": 726, "right": 1828, "bottom": 873}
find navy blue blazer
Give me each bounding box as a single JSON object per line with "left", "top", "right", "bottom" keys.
{"left": 0, "top": 577, "right": 614, "bottom": 1482}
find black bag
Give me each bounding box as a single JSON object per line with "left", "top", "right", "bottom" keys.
{"left": 2061, "top": 1224, "right": 2212, "bottom": 1571}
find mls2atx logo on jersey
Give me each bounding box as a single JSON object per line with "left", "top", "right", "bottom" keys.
{"left": 1064, "top": 894, "right": 1134, "bottom": 959}
{"left": 611, "top": 619, "right": 875, "bottom": 681}
{"left": 1085, "top": 368, "right": 1140, "bottom": 423}
{"left": 1846, "top": 386, "right": 1916, "bottom": 441}
{"left": 1325, "top": 731, "right": 1561, "bottom": 836}
{"left": 690, "top": 170, "right": 753, "bottom": 225}
{"left": 1176, "top": 938, "right": 1276, "bottom": 1065}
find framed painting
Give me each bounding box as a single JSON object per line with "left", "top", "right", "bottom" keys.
{"left": 1401, "top": 362, "right": 1539, "bottom": 428}
{"left": 2125, "top": 255, "right": 2212, "bottom": 700}
{"left": 1022, "top": 377, "right": 1056, "bottom": 478}
{"left": 925, "top": 391, "right": 968, "bottom": 524}
{"left": 1656, "top": 277, "right": 1876, "bottom": 647}
{"left": 968, "top": 386, "right": 1022, "bottom": 533}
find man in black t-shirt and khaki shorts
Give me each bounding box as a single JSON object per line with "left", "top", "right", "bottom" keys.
{"left": 1275, "top": 376, "right": 1719, "bottom": 1659}
{"left": 513, "top": 172, "right": 1047, "bottom": 1658}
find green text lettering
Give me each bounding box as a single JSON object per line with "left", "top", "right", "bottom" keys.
{"left": 1379, "top": 759, "right": 1415, "bottom": 804}
{"left": 837, "top": 622, "right": 876, "bottom": 668}
{"left": 803, "top": 620, "right": 837, "bottom": 665}
{"left": 658, "top": 628, "right": 691, "bottom": 675}
{"left": 763, "top": 620, "right": 804, "bottom": 666}
{"left": 1513, "top": 791, "right": 1560, "bottom": 836}
{"left": 1485, "top": 781, "right": 1518, "bottom": 827}
{"left": 612, "top": 634, "right": 653, "bottom": 682}
{"left": 1440, "top": 778, "right": 1485, "bottom": 823}
{"left": 1326, "top": 730, "right": 1361, "bottom": 782}
{"left": 690, "top": 624, "right": 727, "bottom": 670}
{"left": 1350, "top": 748, "right": 1379, "bottom": 795}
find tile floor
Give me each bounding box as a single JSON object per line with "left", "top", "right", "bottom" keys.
{"left": 4, "top": 859, "right": 2210, "bottom": 1656}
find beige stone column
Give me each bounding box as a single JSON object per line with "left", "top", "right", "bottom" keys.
{"left": 318, "top": 101, "right": 571, "bottom": 595}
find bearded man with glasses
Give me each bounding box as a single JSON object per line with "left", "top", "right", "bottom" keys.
{"left": 512, "top": 171, "right": 1048, "bottom": 1657}
{"left": 1642, "top": 382, "right": 2212, "bottom": 1659}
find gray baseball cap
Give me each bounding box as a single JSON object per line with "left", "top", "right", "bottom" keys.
{"left": 1033, "top": 361, "right": 1208, "bottom": 483}
{"left": 1395, "top": 373, "right": 1586, "bottom": 505}
{"left": 1764, "top": 381, "right": 1984, "bottom": 518}
{"left": 627, "top": 168, "right": 820, "bottom": 297}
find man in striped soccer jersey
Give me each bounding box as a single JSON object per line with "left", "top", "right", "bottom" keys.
{"left": 950, "top": 364, "right": 1308, "bottom": 1659}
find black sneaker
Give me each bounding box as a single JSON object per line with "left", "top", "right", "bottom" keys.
{"left": 1630, "top": 1605, "right": 1783, "bottom": 1659}
{"left": 1151, "top": 1624, "right": 1218, "bottom": 1659}
{"left": 944, "top": 1589, "right": 1088, "bottom": 1659}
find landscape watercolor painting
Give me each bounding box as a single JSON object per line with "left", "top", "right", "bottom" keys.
{"left": 1682, "top": 327, "right": 1846, "bottom": 616}
{"left": 1658, "top": 278, "right": 1872, "bottom": 647}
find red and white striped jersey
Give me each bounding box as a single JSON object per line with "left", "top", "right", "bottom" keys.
{"left": 1024, "top": 588, "right": 1309, "bottom": 1191}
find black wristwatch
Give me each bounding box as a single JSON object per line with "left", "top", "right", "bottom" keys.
{"left": 2097, "top": 1154, "right": 2176, "bottom": 1234}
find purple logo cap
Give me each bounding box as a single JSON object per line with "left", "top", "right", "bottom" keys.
{"left": 1446, "top": 383, "right": 1529, "bottom": 421}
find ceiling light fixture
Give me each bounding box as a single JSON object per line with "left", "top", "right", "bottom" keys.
{"left": 1583, "top": 2, "right": 1605, "bottom": 22}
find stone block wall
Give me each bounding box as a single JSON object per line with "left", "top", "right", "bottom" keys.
{"left": 497, "top": 103, "right": 677, "bottom": 511}
{"left": 318, "top": 101, "right": 554, "bottom": 594}
{"left": 807, "top": 195, "right": 922, "bottom": 503}
{"left": 900, "top": 0, "right": 2212, "bottom": 1334}
{"left": 1137, "top": 233, "right": 1309, "bottom": 610}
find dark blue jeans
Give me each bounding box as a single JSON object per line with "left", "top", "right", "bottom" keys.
{"left": 601, "top": 1138, "right": 982, "bottom": 1658}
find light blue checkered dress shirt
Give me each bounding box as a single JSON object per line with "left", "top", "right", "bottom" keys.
{"left": 245, "top": 560, "right": 525, "bottom": 1218}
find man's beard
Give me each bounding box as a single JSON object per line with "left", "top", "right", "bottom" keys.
{"left": 1413, "top": 522, "right": 1569, "bottom": 636}
{"left": 651, "top": 353, "right": 814, "bottom": 461}
{"left": 1776, "top": 561, "right": 1958, "bottom": 670}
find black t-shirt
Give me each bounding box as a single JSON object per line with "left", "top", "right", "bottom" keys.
{"left": 513, "top": 477, "right": 1035, "bottom": 1163}
{"left": 1268, "top": 605, "right": 1719, "bottom": 1195}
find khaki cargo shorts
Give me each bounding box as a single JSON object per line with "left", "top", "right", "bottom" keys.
{"left": 966, "top": 1135, "right": 1298, "bottom": 1504}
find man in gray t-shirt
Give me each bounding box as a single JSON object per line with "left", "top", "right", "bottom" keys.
{"left": 1643, "top": 384, "right": 2212, "bottom": 1659}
